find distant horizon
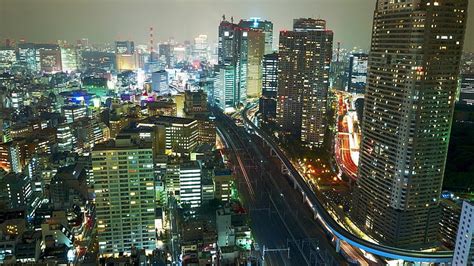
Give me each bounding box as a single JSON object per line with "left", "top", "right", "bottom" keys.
{"left": 1, "top": 0, "right": 473, "bottom": 52}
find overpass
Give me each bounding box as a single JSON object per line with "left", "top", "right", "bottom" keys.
{"left": 240, "top": 104, "right": 454, "bottom": 264}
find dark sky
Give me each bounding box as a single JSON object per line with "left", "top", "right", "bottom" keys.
{"left": 1, "top": 0, "right": 473, "bottom": 51}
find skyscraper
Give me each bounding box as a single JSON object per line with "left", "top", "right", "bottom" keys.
{"left": 243, "top": 29, "right": 265, "bottom": 99}
{"left": 347, "top": 53, "right": 368, "bottom": 94}
{"left": 239, "top": 18, "right": 274, "bottom": 55}
{"left": 452, "top": 201, "right": 474, "bottom": 265}
{"left": 259, "top": 52, "right": 278, "bottom": 120}
{"left": 352, "top": 0, "right": 468, "bottom": 248}
{"left": 92, "top": 137, "right": 156, "bottom": 255}
{"left": 215, "top": 19, "right": 249, "bottom": 109}
{"left": 276, "top": 18, "right": 333, "bottom": 148}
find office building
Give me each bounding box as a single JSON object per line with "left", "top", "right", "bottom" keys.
{"left": 152, "top": 70, "right": 169, "bottom": 95}
{"left": 184, "top": 90, "right": 208, "bottom": 117}
{"left": 244, "top": 29, "right": 265, "bottom": 98}
{"left": 80, "top": 51, "right": 116, "bottom": 71}
{"left": 17, "top": 43, "right": 37, "bottom": 72}
{"left": 439, "top": 199, "right": 461, "bottom": 249}
{"left": 214, "top": 169, "right": 233, "bottom": 202}
{"left": 459, "top": 74, "right": 474, "bottom": 105}
{"left": 347, "top": 53, "right": 368, "bottom": 94}
{"left": 193, "top": 34, "right": 209, "bottom": 61}
{"left": 179, "top": 161, "right": 202, "bottom": 208}
{"left": 115, "top": 40, "right": 135, "bottom": 55}
{"left": 36, "top": 44, "right": 62, "bottom": 73}
{"left": 62, "top": 105, "right": 87, "bottom": 123}
{"left": 159, "top": 43, "right": 172, "bottom": 68}
{"left": 239, "top": 18, "right": 274, "bottom": 55}
{"left": 138, "top": 116, "right": 198, "bottom": 154}
{"left": 259, "top": 52, "right": 278, "bottom": 120}
{"left": 276, "top": 18, "right": 333, "bottom": 148}
{"left": 56, "top": 123, "right": 75, "bottom": 152}
{"left": 352, "top": 0, "right": 468, "bottom": 248}
{"left": 452, "top": 201, "right": 474, "bottom": 266}
{"left": 60, "top": 45, "right": 78, "bottom": 72}
{"left": 0, "top": 49, "right": 17, "bottom": 71}
{"left": 92, "top": 137, "right": 156, "bottom": 255}
{"left": 216, "top": 19, "right": 249, "bottom": 109}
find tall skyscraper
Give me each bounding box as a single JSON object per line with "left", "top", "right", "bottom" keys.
{"left": 352, "top": 0, "right": 468, "bottom": 248}
{"left": 276, "top": 18, "right": 333, "bottom": 148}
{"left": 92, "top": 137, "right": 156, "bottom": 255}
{"left": 215, "top": 19, "right": 249, "bottom": 109}
{"left": 259, "top": 52, "right": 278, "bottom": 120}
{"left": 243, "top": 29, "right": 265, "bottom": 98}
{"left": 239, "top": 18, "right": 274, "bottom": 55}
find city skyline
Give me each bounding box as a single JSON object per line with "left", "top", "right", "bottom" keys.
{"left": 1, "top": 0, "right": 474, "bottom": 51}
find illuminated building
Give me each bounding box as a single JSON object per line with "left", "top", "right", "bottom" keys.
{"left": 195, "top": 115, "right": 216, "bottom": 146}
{"left": 62, "top": 105, "right": 87, "bottom": 123}
{"left": 17, "top": 43, "right": 37, "bottom": 72}
{"left": 277, "top": 18, "right": 333, "bottom": 148}
{"left": 184, "top": 90, "right": 208, "bottom": 117}
{"left": 193, "top": 34, "right": 209, "bottom": 61}
{"left": 216, "top": 19, "right": 249, "bottom": 109}
{"left": 259, "top": 52, "right": 278, "bottom": 120}
{"left": 0, "top": 142, "right": 21, "bottom": 173}
{"left": 214, "top": 65, "right": 236, "bottom": 111}
{"left": 0, "top": 49, "right": 16, "bottom": 71}
{"left": 347, "top": 53, "right": 368, "bottom": 94}
{"left": 35, "top": 44, "right": 62, "bottom": 73}
{"left": 147, "top": 101, "right": 177, "bottom": 117}
{"left": 439, "top": 199, "right": 461, "bottom": 249}
{"left": 80, "top": 51, "right": 116, "bottom": 71}
{"left": 159, "top": 43, "right": 172, "bottom": 68}
{"left": 60, "top": 45, "right": 78, "bottom": 72}
{"left": 0, "top": 173, "right": 33, "bottom": 211}
{"left": 115, "top": 40, "right": 135, "bottom": 55}
{"left": 116, "top": 54, "right": 138, "bottom": 71}
{"left": 92, "top": 137, "right": 156, "bottom": 255}
{"left": 239, "top": 18, "right": 273, "bottom": 55}
{"left": 56, "top": 123, "right": 75, "bottom": 152}
{"left": 151, "top": 70, "right": 169, "bottom": 95}
{"left": 243, "top": 29, "right": 265, "bottom": 98}
{"left": 138, "top": 116, "right": 198, "bottom": 155}
{"left": 173, "top": 93, "right": 185, "bottom": 117}
{"left": 213, "top": 169, "right": 233, "bottom": 202}
{"left": 459, "top": 74, "right": 474, "bottom": 105}
{"left": 352, "top": 0, "right": 468, "bottom": 248}
{"left": 164, "top": 162, "right": 180, "bottom": 197}
{"left": 453, "top": 201, "right": 474, "bottom": 265}
{"left": 179, "top": 161, "right": 202, "bottom": 208}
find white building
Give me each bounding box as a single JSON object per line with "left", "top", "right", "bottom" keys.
{"left": 453, "top": 201, "right": 474, "bottom": 266}
{"left": 179, "top": 161, "right": 201, "bottom": 208}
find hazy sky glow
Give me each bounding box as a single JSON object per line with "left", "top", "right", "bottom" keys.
{"left": 1, "top": 0, "right": 473, "bottom": 51}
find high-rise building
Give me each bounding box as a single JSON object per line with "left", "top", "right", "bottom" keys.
{"left": 352, "top": 0, "right": 468, "bottom": 248}
{"left": 179, "top": 161, "right": 202, "bottom": 208}
{"left": 452, "top": 201, "right": 474, "bottom": 265}
{"left": 159, "top": 43, "right": 172, "bottom": 68}
{"left": 459, "top": 74, "right": 474, "bottom": 105}
{"left": 184, "top": 90, "right": 208, "bottom": 117}
{"left": 115, "top": 40, "right": 135, "bottom": 55}
{"left": 259, "top": 52, "right": 278, "bottom": 120}
{"left": 215, "top": 19, "right": 249, "bottom": 109}
{"left": 193, "top": 34, "right": 209, "bottom": 61}
{"left": 17, "top": 43, "right": 37, "bottom": 72}
{"left": 60, "top": 45, "right": 78, "bottom": 72}
{"left": 35, "top": 44, "right": 62, "bottom": 73}
{"left": 62, "top": 105, "right": 87, "bottom": 123}
{"left": 239, "top": 18, "right": 274, "bottom": 55}
{"left": 276, "top": 18, "right": 333, "bottom": 148}
{"left": 0, "top": 48, "right": 17, "bottom": 71}
{"left": 244, "top": 29, "right": 265, "bottom": 98}
{"left": 152, "top": 70, "right": 169, "bottom": 95}
{"left": 92, "top": 137, "right": 156, "bottom": 255}
{"left": 347, "top": 53, "right": 368, "bottom": 94}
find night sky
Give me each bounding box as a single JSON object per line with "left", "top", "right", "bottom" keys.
{"left": 1, "top": 0, "right": 473, "bottom": 51}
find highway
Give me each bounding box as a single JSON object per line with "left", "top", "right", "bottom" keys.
{"left": 215, "top": 107, "right": 346, "bottom": 266}
{"left": 240, "top": 104, "right": 454, "bottom": 263}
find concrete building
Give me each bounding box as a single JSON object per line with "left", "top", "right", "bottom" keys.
{"left": 259, "top": 52, "right": 278, "bottom": 120}
{"left": 276, "top": 18, "right": 333, "bottom": 148}
{"left": 352, "top": 0, "right": 468, "bottom": 248}
{"left": 152, "top": 70, "right": 169, "bottom": 95}
{"left": 179, "top": 161, "right": 202, "bottom": 208}
{"left": 459, "top": 74, "right": 474, "bottom": 105}
{"left": 453, "top": 201, "right": 474, "bottom": 265}
{"left": 92, "top": 137, "right": 156, "bottom": 255}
